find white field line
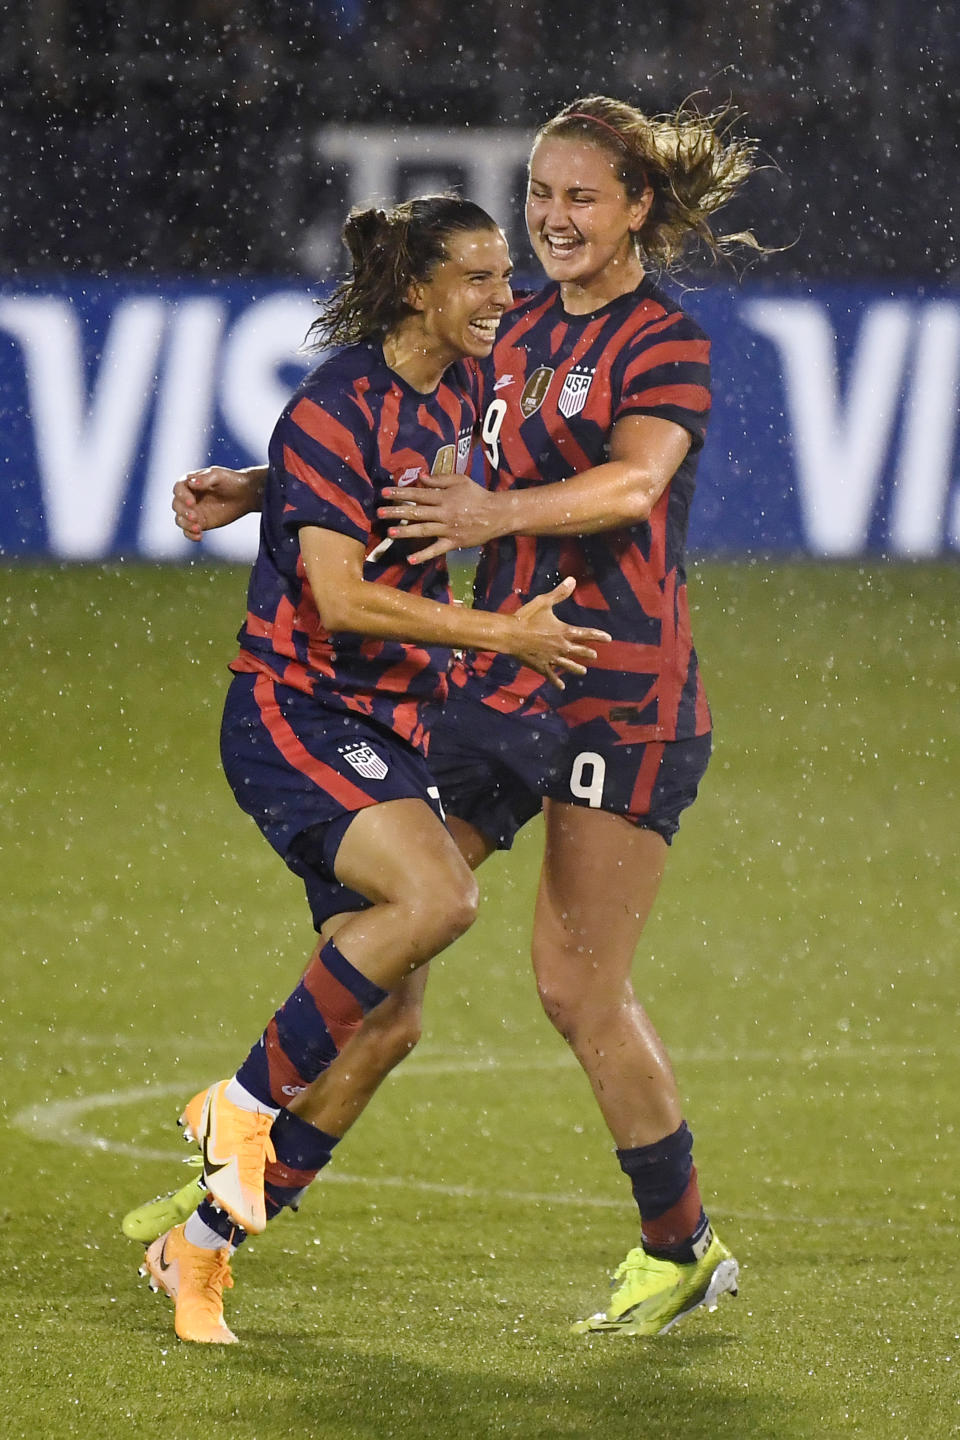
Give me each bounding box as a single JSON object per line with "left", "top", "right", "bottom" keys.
{"left": 4, "top": 1029, "right": 943, "bottom": 1070}
{"left": 9, "top": 1078, "right": 955, "bottom": 1237}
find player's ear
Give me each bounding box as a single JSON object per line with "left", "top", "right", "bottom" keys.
{"left": 405, "top": 279, "right": 426, "bottom": 313}
{"left": 628, "top": 185, "right": 654, "bottom": 234}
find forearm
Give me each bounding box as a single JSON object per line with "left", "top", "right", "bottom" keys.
{"left": 485, "top": 462, "right": 662, "bottom": 539}
{"left": 319, "top": 579, "right": 520, "bottom": 657}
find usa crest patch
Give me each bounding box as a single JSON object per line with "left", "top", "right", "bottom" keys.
{"left": 557, "top": 368, "right": 594, "bottom": 418}
{"left": 340, "top": 743, "right": 389, "bottom": 780}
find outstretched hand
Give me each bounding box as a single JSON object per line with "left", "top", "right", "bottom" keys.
{"left": 378, "top": 472, "right": 498, "bottom": 563}
{"left": 512, "top": 577, "right": 610, "bottom": 689}
{"left": 172, "top": 466, "right": 264, "bottom": 541}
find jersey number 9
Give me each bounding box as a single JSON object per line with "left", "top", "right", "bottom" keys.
{"left": 481, "top": 399, "right": 507, "bottom": 468}
{"left": 570, "top": 752, "right": 605, "bottom": 808}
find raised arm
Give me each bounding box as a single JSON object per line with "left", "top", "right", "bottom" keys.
{"left": 299, "top": 528, "right": 609, "bottom": 690}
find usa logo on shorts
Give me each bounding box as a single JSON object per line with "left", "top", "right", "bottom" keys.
{"left": 340, "top": 743, "right": 389, "bottom": 780}
{"left": 558, "top": 367, "right": 594, "bottom": 418}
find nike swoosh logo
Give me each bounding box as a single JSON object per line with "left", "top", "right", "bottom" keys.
{"left": 158, "top": 1241, "right": 173, "bottom": 1273}
{"left": 201, "top": 1103, "right": 228, "bottom": 1179}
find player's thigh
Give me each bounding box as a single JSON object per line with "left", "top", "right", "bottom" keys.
{"left": 534, "top": 798, "right": 668, "bottom": 984}
{"left": 334, "top": 797, "right": 478, "bottom": 913}
{"left": 446, "top": 814, "right": 496, "bottom": 871}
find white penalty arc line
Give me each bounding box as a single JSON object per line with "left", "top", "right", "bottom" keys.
{"left": 10, "top": 1082, "right": 956, "bottom": 1237}
{"left": 11, "top": 1032, "right": 945, "bottom": 1069}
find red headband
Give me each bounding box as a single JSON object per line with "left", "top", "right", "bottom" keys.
{"left": 563, "top": 112, "right": 651, "bottom": 190}
{"left": 565, "top": 112, "right": 628, "bottom": 143}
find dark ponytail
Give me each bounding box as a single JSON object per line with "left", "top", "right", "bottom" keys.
{"left": 307, "top": 193, "right": 500, "bottom": 350}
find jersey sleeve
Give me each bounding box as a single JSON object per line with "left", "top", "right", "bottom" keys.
{"left": 271, "top": 389, "right": 374, "bottom": 545}
{"left": 614, "top": 311, "right": 712, "bottom": 451}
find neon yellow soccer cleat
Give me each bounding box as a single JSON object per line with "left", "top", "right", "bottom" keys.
{"left": 140, "top": 1224, "right": 237, "bottom": 1344}
{"left": 572, "top": 1230, "right": 739, "bottom": 1337}
{"left": 121, "top": 1158, "right": 206, "bottom": 1243}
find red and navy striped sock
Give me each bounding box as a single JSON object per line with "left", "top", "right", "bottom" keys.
{"left": 264, "top": 1107, "right": 340, "bottom": 1219}
{"left": 616, "top": 1120, "right": 711, "bottom": 1263}
{"left": 235, "top": 938, "right": 388, "bottom": 1108}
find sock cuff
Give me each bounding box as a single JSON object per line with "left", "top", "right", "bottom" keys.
{"left": 270, "top": 1106, "right": 340, "bottom": 1169}
{"left": 320, "top": 938, "right": 388, "bottom": 1013}
{"left": 616, "top": 1120, "right": 693, "bottom": 1177}
{"left": 194, "top": 1198, "right": 246, "bottom": 1248}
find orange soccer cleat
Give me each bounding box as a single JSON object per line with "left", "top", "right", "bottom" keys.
{"left": 140, "top": 1224, "right": 237, "bottom": 1344}
{"left": 179, "top": 1080, "right": 276, "bottom": 1235}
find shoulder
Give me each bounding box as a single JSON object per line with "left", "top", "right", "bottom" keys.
{"left": 297, "top": 341, "right": 380, "bottom": 401}
{"left": 609, "top": 289, "right": 711, "bottom": 380}
{"left": 631, "top": 281, "right": 709, "bottom": 346}
{"left": 281, "top": 343, "right": 386, "bottom": 430}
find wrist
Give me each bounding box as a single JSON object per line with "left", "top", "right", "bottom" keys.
{"left": 481, "top": 488, "right": 516, "bottom": 542}
{"left": 492, "top": 610, "right": 523, "bottom": 657}
{"left": 243, "top": 465, "right": 268, "bottom": 512}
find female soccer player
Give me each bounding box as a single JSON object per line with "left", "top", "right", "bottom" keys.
{"left": 149, "top": 94, "right": 760, "bottom": 1340}
{"left": 137, "top": 193, "right": 608, "bottom": 1344}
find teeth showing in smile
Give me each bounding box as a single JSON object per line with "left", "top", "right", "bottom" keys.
{"left": 545, "top": 235, "right": 579, "bottom": 256}
{"left": 469, "top": 317, "right": 500, "bottom": 339}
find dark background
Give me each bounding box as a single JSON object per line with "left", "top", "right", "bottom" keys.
{"left": 3, "top": 0, "right": 958, "bottom": 283}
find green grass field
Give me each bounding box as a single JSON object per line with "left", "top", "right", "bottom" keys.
{"left": 1, "top": 560, "right": 957, "bottom": 1439}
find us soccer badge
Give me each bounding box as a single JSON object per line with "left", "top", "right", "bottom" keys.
{"left": 557, "top": 366, "right": 595, "bottom": 418}
{"left": 339, "top": 742, "right": 389, "bottom": 780}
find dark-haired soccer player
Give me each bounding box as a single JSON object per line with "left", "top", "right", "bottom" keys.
{"left": 137, "top": 193, "right": 608, "bottom": 1345}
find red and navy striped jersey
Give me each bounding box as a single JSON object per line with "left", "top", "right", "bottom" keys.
{"left": 460, "top": 277, "right": 712, "bottom": 742}
{"left": 231, "top": 340, "right": 482, "bottom": 753}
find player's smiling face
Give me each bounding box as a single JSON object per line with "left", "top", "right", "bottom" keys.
{"left": 413, "top": 228, "right": 513, "bottom": 363}
{"left": 526, "top": 137, "right": 651, "bottom": 310}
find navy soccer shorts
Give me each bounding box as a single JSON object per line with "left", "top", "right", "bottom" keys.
{"left": 430, "top": 689, "right": 711, "bottom": 846}
{"left": 426, "top": 692, "right": 568, "bottom": 850}
{"left": 220, "top": 671, "right": 445, "bottom": 929}
{"left": 544, "top": 727, "right": 713, "bottom": 842}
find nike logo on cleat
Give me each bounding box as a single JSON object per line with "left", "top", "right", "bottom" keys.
{"left": 201, "top": 1114, "right": 228, "bottom": 1180}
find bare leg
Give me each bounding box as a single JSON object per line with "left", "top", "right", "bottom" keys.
{"left": 289, "top": 966, "right": 428, "bottom": 1134}
{"left": 290, "top": 814, "right": 494, "bottom": 1134}
{"left": 532, "top": 798, "right": 682, "bottom": 1149}
{"left": 324, "top": 797, "right": 480, "bottom": 985}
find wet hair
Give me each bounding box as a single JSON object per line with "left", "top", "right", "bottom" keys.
{"left": 307, "top": 193, "right": 501, "bottom": 350}
{"left": 534, "top": 95, "right": 764, "bottom": 272}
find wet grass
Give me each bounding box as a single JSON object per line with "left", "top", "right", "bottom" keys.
{"left": 1, "top": 559, "right": 957, "bottom": 1439}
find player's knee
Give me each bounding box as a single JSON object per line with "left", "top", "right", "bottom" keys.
{"left": 407, "top": 865, "right": 479, "bottom": 950}
{"left": 534, "top": 971, "right": 579, "bottom": 1036}
{"left": 531, "top": 949, "right": 598, "bottom": 1039}
{"left": 433, "top": 871, "right": 479, "bottom": 945}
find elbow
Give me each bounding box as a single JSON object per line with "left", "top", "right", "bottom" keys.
{"left": 623, "top": 471, "right": 665, "bottom": 525}
{"left": 315, "top": 590, "right": 361, "bottom": 634}
{"left": 624, "top": 489, "right": 656, "bottom": 526}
